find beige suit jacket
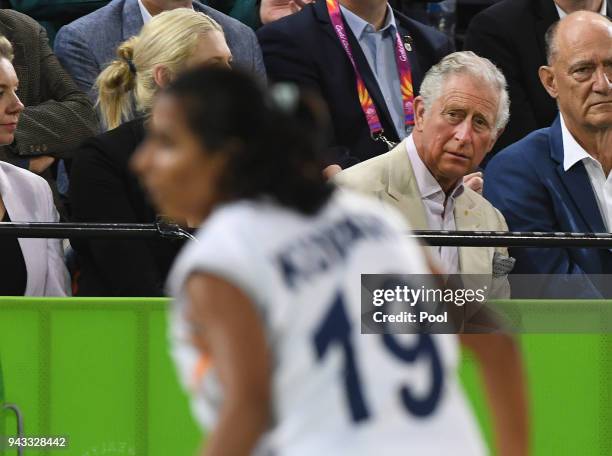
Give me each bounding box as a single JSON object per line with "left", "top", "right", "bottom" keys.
{"left": 334, "top": 140, "right": 512, "bottom": 298}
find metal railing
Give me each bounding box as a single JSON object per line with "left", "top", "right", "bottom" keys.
{"left": 1, "top": 221, "right": 612, "bottom": 248}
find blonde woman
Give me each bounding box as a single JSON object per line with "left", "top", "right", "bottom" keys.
{"left": 0, "top": 35, "right": 70, "bottom": 296}
{"left": 69, "top": 9, "right": 232, "bottom": 297}
{"left": 97, "top": 8, "right": 231, "bottom": 130}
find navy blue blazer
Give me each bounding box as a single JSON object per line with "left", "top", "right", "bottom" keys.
{"left": 484, "top": 116, "right": 612, "bottom": 297}
{"left": 464, "top": 0, "right": 612, "bottom": 164}
{"left": 257, "top": 1, "right": 453, "bottom": 167}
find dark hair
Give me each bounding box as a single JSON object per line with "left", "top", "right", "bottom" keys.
{"left": 164, "top": 67, "right": 334, "bottom": 215}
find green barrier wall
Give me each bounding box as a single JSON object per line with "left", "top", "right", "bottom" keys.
{"left": 0, "top": 298, "right": 610, "bottom": 455}
{"left": 0, "top": 299, "right": 201, "bottom": 456}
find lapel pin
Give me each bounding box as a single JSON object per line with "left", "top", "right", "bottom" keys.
{"left": 403, "top": 35, "right": 413, "bottom": 52}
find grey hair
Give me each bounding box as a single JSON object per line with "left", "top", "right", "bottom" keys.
{"left": 544, "top": 21, "right": 560, "bottom": 64}
{"left": 419, "top": 51, "right": 510, "bottom": 133}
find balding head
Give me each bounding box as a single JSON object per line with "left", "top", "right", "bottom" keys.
{"left": 539, "top": 11, "right": 612, "bottom": 143}
{"left": 546, "top": 11, "right": 611, "bottom": 64}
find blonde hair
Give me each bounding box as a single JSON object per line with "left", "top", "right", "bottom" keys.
{"left": 0, "top": 35, "right": 14, "bottom": 62}
{"left": 95, "top": 8, "right": 223, "bottom": 129}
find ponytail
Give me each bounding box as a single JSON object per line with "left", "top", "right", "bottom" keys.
{"left": 94, "top": 9, "right": 223, "bottom": 131}
{"left": 95, "top": 37, "right": 138, "bottom": 130}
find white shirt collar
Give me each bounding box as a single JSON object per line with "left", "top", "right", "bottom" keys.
{"left": 555, "top": 0, "right": 607, "bottom": 18}
{"left": 561, "top": 113, "right": 600, "bottom": 171}
{"left": 138, "top": 0, "right": 154, "bottom": 23}
{"left": 137, "top": 0, "right": 194, "bottom": 24}
{"left": 405, "top": 135, "right": 464, "bottom": 201}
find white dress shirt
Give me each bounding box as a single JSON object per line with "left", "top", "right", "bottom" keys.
{"left": 561, "top": 114, "right": 612, "bottom": 231}
{"left": 555, "top": 0, "right": 607, "bottom": 18}
{"left": 138, "top": 0, "right": 153, "bottom": 23}
{"left": 406, "top": 135, "right": 464, "bottom": 273}
{"left": 138, "top": 0, "right": 194, "bottom": 24}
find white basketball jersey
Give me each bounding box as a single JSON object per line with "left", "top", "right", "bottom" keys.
{"left": 167, "top": 190, "right": 485, "bottom": 456}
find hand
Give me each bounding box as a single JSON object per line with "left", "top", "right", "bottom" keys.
{"left": 463, "top": 171, "right": 483, "bottom": 194}
{"left": 28, "top": 155, "right": 55, "bottom": 175}
{"left": 323, "top": 164, "right": 342, "bottom": 180}
{"left": 260, "top": 0, "right": 313, "bottom": 24}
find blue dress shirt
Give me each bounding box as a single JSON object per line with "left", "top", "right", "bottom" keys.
{"left": 340, "top": 4, "right": 408, "bottom": 141}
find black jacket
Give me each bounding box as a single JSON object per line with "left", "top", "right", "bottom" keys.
{"left": 69, "top": 117, "right": 182, "bottom": 296}
{"left": 257, "top": 1, "right": 454, "bottom": 167}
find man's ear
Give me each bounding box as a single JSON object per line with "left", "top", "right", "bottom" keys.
{"left": 538, "top": 65, "right": 558, "bottom": 99}
{"left": 153, "top": 64, "right": 172, "bottom": 89}
{"left": 414, "top": 96, "right": 427, "bottom": 132}
{"left": 488, "top": 126, "right": 505, "bottom": 152}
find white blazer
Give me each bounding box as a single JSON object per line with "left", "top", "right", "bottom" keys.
{"left": 0, "top": 162, "right": 70, "bottom": 296}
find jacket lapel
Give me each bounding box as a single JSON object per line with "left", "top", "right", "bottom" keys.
{"left": 193, "top": 1, "right": 207, "bottom": 13}
{"left": 122, "top": 0, "right": 145, "bottom": 41}
{"left": 555, "top": 164, "right": 607, "bottom": 233}
{"left": 383, "top": 144, "right": 492, "bottom": 273}
{"left": 384, "top": 142, "right": 428, "bottom": 229}
{"left": 0, "top": 164, "right": 46, "bottom": 295}
{"left": 314, "top": 0, "right": 398, "bottom": 141}
{"left": 549, "top": 117, "right": 607, "bottom": 233}
{"left": 394, "top": 13, "right": 423, "bottom": 94}
{"left": 454, "top": 193, "right": 492, "bottom": 274}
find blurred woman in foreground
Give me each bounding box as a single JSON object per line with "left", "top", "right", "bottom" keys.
{"left": 69, "top": 9, "right": 232, "bottom": 296}
{"left": 132, "top": 67, "right": 528, "bottom": 456}
{"left": 0, "top": 35, "right": 69, "bottom": 296}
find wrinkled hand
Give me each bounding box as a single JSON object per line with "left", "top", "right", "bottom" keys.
{"left": 28, "top": 155, "right": 55, "bottom": 175}
{"left": 323, "top": 164, "right": 343, "bottom": 180}
{"left": 463, "top": 171, "right": 483, "bottom": 194}
{"left": 260, "top": 0, "right": 313, "bottom": 24}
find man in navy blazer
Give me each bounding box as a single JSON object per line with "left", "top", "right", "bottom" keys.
{"left": 54, "top": 0, "right": 265, "bottom": 102}
{"left": 257, "top": 0, "right": 454, "bottom": 169}
{"left": 484, "top": 11, "right": 612, "bottom": 297}
{"left": 464, "top": 0, "right": 611, "bottom": 164}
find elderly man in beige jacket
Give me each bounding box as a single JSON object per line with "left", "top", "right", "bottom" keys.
{"left": 334, "top": 51, "right": 514, "bottom": 298}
